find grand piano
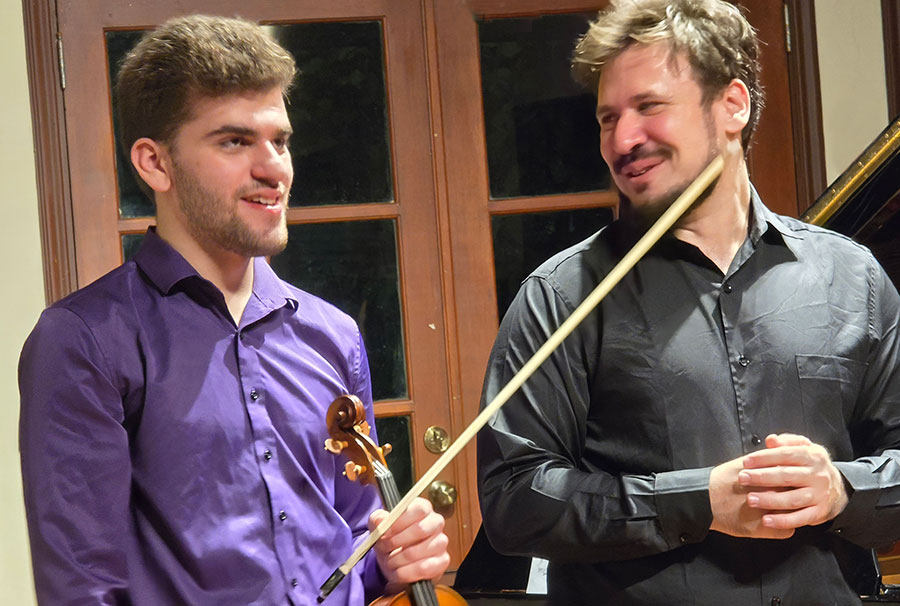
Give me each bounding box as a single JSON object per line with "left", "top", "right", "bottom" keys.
{"left": 454, "top": 112, "right": 900, "bottom": 604}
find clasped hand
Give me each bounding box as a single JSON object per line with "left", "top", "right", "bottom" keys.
{"left": 709, "top": 433, "right": 849, "bottom": 539}
{"left": 369, "top": 497, "right": 451, "bottom": 592}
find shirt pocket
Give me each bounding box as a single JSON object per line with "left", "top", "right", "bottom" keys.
{"left": 795, "top": 353, "right": 865, "bottom": 456}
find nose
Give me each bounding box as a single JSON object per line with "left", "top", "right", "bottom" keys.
{"left": 251, "top": 140, "right": 293, "bottom": 189}
{"left": 609, "top": 110, "right": 646, "bottom": 157}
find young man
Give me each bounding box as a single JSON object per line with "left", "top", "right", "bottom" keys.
{"left": 477, "top": 1, "right": 900, "bottom": 604}
{"left": 19, "top": 15, "right": 448, "bottom": 605}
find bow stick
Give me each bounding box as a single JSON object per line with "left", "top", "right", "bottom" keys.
{"left": 318, "top": 154, "right": 724, "bottom": 602}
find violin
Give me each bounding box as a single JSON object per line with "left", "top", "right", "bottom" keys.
{"left": 324, "top": 394, "right": 467, "bottom": 606}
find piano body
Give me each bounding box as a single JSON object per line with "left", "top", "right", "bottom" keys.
{"left": 455, "top": 114, "right": 900, "bottom": 604}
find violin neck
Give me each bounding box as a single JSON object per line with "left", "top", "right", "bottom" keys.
{"left": 373, "top": 462, "right": 440, "bottom": 606}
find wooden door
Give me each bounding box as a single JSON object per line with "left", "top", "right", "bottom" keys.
{"left": 55, "top": 0, "right": 469, "bottom": 567}
{"left": 45, "top": 0, "right": 809, "bottom": 579}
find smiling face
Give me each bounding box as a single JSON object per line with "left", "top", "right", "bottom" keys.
{"left": 166, "top": 86, "right": 294, "bottom": 259}
{"left": 596, "top": 42, "right": 720, "bottom": 219}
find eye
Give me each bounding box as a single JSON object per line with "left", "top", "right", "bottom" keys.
{"left": 638, "top": 101, "right": 663, "bottom": 114}
{"left": 273, "top": 135, "right": 291, "bottom": 152}
{"left": 221, "top": 136, "right": 249, "bottom": 149}
{"left": 597, "top": 113, "right": 617, "bottom": 130}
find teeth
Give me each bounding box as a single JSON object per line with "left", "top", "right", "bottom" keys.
{"left": 247, "top": 196, "right": 277, "bottom": 206}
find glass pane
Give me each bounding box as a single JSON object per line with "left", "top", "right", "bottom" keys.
{"left": 121, "top": 232, "right": 145, "bottom": 262}
{"left": 105, "top": 20, "right": 392, "bottom": 218}
{"left": 492, "top": 207, "right": 614, "bottom": 317}
{"left": 275, "top": 22, "right": 392, "bottom": 206}
{"left": 374, "top": 415, "right": 413, "bottom": 496}
{"left": 270, "top": 220, "right": 407, "bottom": 401}
{"left": 479, "top": 14, "right": 610, "bottom": 199}
{"left": 107, "top": 30, "right": 154, "bottom": 218}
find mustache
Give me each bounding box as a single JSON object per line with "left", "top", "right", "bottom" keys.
{"left": 613, "top": 146, "right": 672, "bottom": 174}
{"left": 236, "top": 180, "right": 289, "bottom": 198}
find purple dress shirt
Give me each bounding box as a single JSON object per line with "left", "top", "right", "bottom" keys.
{"left": 19, "top": 228, "right": 385, "bottom": 605}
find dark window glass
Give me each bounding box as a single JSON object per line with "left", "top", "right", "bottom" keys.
{"left": 271, "top": 220, "right": 407, "bottom": 401}
{"left": 121, "top": 232, "right": 145, "bottom": 262}
{"left": 479, "top": 14, "right": 610, "bottom": 199}
{"left": 107, "top": 30, "right": 154, "bottom": 218}
{"left": 276, "top": 22, "right": 392, "bottom": 206}
{"left": 106, "top": 20, "right": 392, "bottom": 217}
{"left": 492, "top": 207, "right": 614, "bottom": 317}
{"left": 373, "top": 415, "right": 413, "bottom": 496}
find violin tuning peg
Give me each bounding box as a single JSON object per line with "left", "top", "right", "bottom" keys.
{"left": 324, "top": 439, "right": 345, "bottom": 454}
{"left": 344, "top": 461, "right": 366, "bottom": 482}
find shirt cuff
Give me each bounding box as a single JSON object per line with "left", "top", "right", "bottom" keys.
{"left": 830, "top": 461, "right": 878, "bottom": 537}
{"left": 654, "top": 467, "right": 714, "bottom": 549}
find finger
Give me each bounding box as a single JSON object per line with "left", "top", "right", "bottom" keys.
{"left": 764, "top": 433, "right": 812, "bottom": 449}
{"left": 388, "top": 548, "right": 451, "bottom": 584}
{"left": 369, "top": 498, "right": 433, "bottom": 537}
{"left": 746, "top": 487, "right": 815, "bottom": 510}
{"left": 742, "top": 446, "right": 815, "bottom": 470}
{"left": 374, "top": 508, "right": 445, "bottom": 554}
{"left": 739, "top": 464, "right": 813, "bottom": 488}
{"left": 381, "top": 528, "right": 450, "bottom": 575}
{"left": 760, "top": 505, "right": 822, "bottom": 530}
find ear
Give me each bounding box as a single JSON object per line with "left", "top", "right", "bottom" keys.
{"left": 716, "top": 78, "right": 751, "bottom": 137}
{"left": 130, "top": 137, "right": 173, "bottom": 193}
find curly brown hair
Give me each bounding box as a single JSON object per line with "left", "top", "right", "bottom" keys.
{"left": 572, "top": 0, "right": 763, "bottom": 150}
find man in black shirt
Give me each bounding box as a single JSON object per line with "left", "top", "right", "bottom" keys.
{"left": 477, "top": 1, "right": 900, "bottom": 604}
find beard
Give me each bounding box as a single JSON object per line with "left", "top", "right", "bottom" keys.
{"left": 172, "top": 162, "right": 288, "bottom": 259}
{"left": 617, "top": 110, "right": 720, "bottom": 231}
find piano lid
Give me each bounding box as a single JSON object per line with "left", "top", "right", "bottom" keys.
{"left": 802, "top": 113, "right": 900, "bottom": 287}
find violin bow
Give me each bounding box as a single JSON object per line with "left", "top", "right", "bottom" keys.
{"left": 318, "top": 154, "right": 724, "bottom": 602}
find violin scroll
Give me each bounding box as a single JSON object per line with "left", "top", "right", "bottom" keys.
{"left": 324, "top": 394, "right": 392, "bottom": 486}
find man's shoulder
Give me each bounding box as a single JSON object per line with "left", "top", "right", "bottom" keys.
{"left": 532, "top": 228, "right": 613, "bottom": 279}
{"left": 771, "top": 212, "right": 877, "bottom": 263}
{"left": 46, "top": 261, "right": 146, "bottom": 323}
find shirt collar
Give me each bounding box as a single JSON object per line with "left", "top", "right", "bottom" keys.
{"left": 134, "top": 227, "right": 298, "bottom": 315}
{"left": 748, "top": 185, "right": 804, "bottom": 246}
{"left": 133, "top": 227, "right": 201, "bottom": 294}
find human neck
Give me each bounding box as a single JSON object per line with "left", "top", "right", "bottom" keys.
{"left": 155, "top": 218, "right": 255, "bottom": 324}
{"left": 672, "top": 154, "right": 751, "bottom": 274}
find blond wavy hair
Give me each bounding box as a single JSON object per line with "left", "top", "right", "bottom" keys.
{"left": 572, "top": 0, "right": 763, "bottom": 150}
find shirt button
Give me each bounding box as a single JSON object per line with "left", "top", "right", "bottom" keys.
{"left": 723, "top": 283, "right": 733, "bottom": 294}
{"left": 250, "top": 389, "right": 260, "bottom": 401}
{"left": 239, "top": 332, "right": 246, "bottom": 341}
{"left": 279, "top": 510, "right": 287, "bottom": 521}
{"left": 291, "top": 578, "right": 298, "bottom": 588}
{"left": 679, "top": 533, "right": 690, "bottom": 544}
{"left": 771, "top": 598, "right": 783, "bottom": 606}
{"left": 264, "top": 449, "right": 273, "bottom": 461}
{"left": 738, "top": 355, "right": 750, "bottom": 367}
{"left": 751, "top": 434, "right": 762, "bottom": 446}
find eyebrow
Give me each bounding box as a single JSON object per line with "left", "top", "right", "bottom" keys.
{"left": 596, "top": 92, "right": 668, "bottom": 117}
{"left": 205, "top": 125, "right": 293, "bottom": 139}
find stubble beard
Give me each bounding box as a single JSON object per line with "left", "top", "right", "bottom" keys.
{"left": 173, "top": 162, "right": 289, "bottom": 259}
{"left": 618, "top": 110, "right": 720, "bottom": 230}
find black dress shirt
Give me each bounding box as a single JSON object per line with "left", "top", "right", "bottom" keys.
{"left": 477, "top": 192, "right": 900, "bottom": 605}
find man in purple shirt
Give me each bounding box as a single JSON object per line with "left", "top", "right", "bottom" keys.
{"left": 18, "top": 15, "right": 449, "bottom": 605}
